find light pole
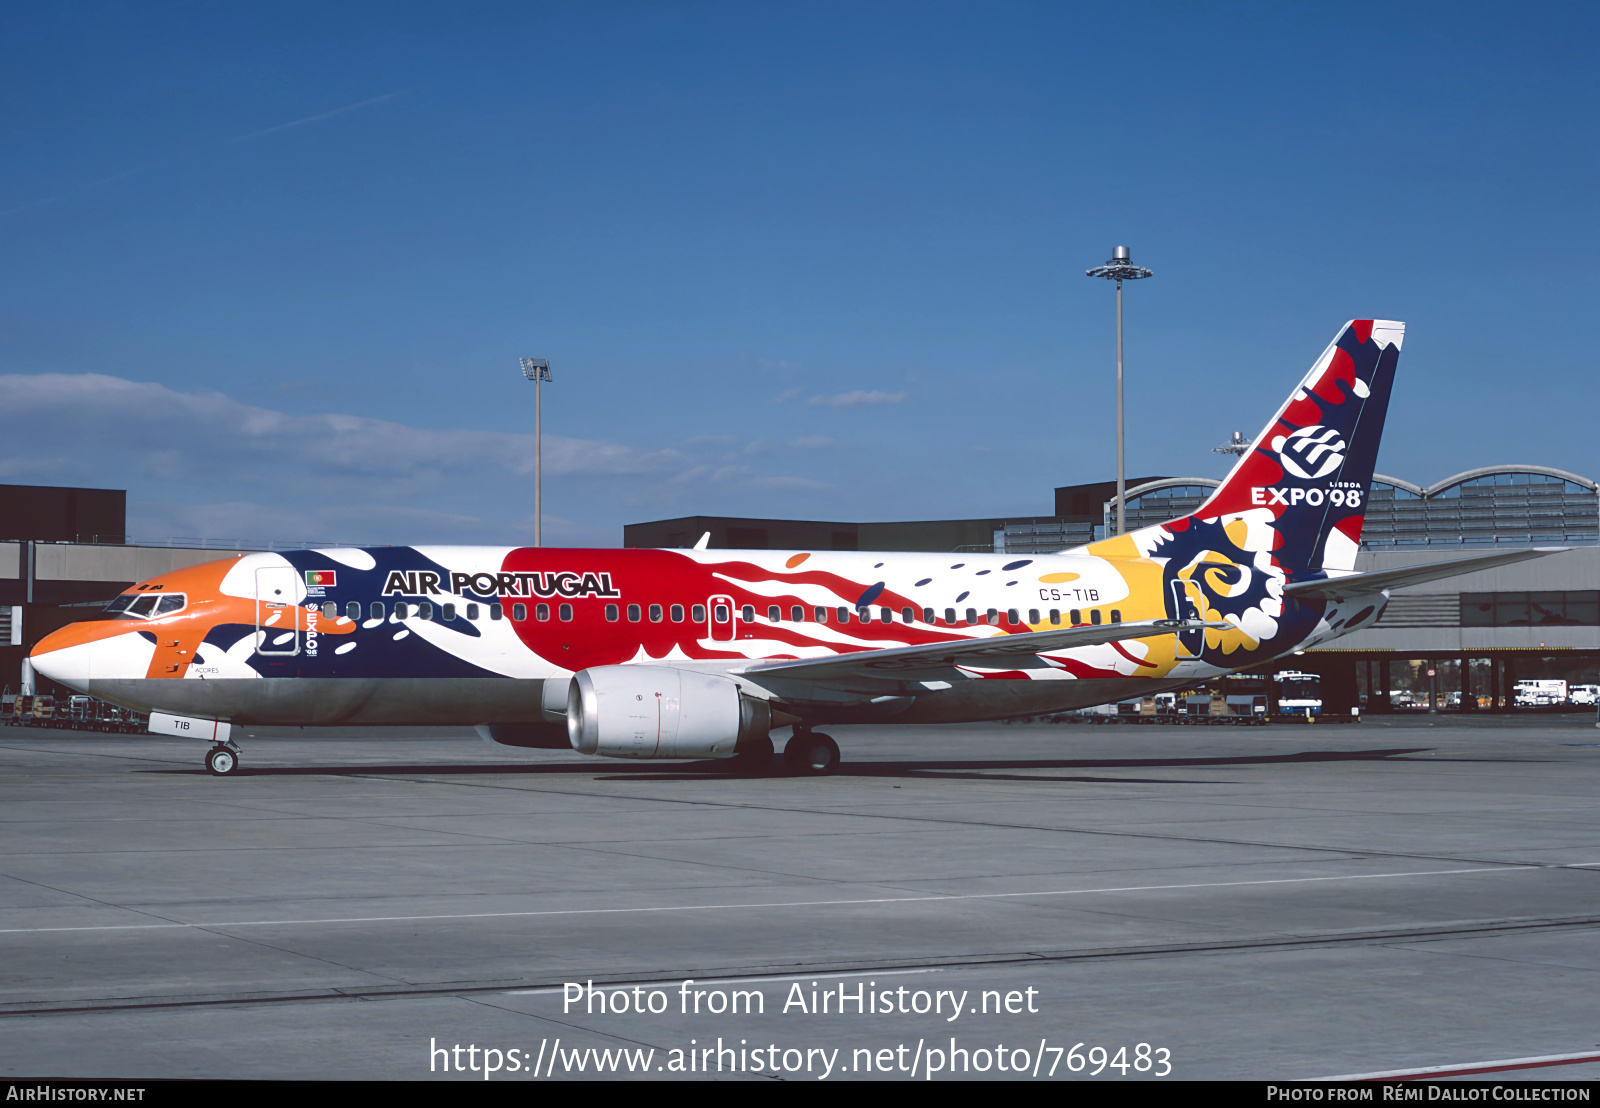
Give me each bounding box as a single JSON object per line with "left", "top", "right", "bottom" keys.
{"left": 1086, "top": 246, "right": 1153, "bottom": 535}
{"left": 520, "top": 357, "right": 552, "bottom": 547}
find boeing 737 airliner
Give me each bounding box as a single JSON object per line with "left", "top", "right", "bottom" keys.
{"left": 27, "top": 320, "right": 1561, "bottom": 774}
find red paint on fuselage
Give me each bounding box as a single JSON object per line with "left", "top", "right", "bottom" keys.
{"left": 495, "top": 547, "right": 977, "bottom": 671}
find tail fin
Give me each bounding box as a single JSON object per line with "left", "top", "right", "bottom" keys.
{"left": 1094, "top": 319, "right": 1402, "bottom": 576}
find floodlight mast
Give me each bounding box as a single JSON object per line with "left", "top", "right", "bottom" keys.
{"left": 1086, "top": 246, "right": 1153, "bottom": 536}
{"left": 520, "top": 358, "right": 552, "bottom": 547}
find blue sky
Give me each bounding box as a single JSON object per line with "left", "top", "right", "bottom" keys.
{"left": 2, "top": 1, "right": 1595, "bottom": 546}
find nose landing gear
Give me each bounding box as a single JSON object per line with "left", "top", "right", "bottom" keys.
{"left": 205, "top": 741, "right": 242, "bottom": 776}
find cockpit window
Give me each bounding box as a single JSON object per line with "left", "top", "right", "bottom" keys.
{"left": 110, "top": 593, "right": 187, "bottom": 619}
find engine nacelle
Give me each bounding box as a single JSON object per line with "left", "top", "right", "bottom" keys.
{"left": 568, "top": 666, "right": 770, "bottom": 759}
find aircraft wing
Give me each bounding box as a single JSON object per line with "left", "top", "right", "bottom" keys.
{"left": 743, "top": 619, "right": 1225, "bottom": 682}
{"left": 1283, "top": 547, "right": 1567, "bottom": 602}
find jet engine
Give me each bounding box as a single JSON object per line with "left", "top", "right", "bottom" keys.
{"left": 567, "top": 666, "right": 771, "bottom": 759}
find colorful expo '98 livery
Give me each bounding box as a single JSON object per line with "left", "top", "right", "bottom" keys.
{"left": 27, "top": 321, "right": 1559, "bottom": 774}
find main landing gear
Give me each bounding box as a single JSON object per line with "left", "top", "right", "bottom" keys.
{"left": 783, "top": 729, "right": 840, "bottom": 776}
{"left": 725, "top": 728, "right": 840, "bottom": 776}
{"left": 205, "top": 741, "right": 242, "bottom": 776}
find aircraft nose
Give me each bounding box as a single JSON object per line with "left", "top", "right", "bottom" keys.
{"left": 29, "top": 625, "right": 98, "bottom": 691}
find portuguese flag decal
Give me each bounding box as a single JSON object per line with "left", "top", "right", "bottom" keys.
{"left": 305, "top": 570, "right": 337, "bottom": 588}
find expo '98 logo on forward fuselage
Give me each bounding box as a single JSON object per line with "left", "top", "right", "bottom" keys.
{"left": 1272, "top": 425, "right": 1346, "bottom": 480}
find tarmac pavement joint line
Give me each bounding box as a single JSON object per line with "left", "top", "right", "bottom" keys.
{"left": 0, "top": 863, "right": 1529, "bottom": 935}
{"left": 6, "top": 912, "right": 1598, "bottom": 1018}
{"left": 319, "top": 770, "right": 1600, "bottom": 875}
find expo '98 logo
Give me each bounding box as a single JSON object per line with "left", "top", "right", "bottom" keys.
{"left": 1272, "top": 425, "right": 1346, "bottom": 480}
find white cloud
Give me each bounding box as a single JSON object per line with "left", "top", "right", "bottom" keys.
{"left": 0, "top": 373, "right": 687, "bottom": 485}
{"left": 0, "top": 372, "right": 852, "bottom": 546}
{"left": 756, "top": 475, "right": 832, "bottom": 491}
{"left": 806, "top": 389, "right": 907, "bottom": 409}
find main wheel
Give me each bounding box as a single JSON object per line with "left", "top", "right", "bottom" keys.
{"left": 729, "top": 735, "right": 774, "bottom": 775}
{"left": 784, "top": 732, "right": 840, "bottom": 776}
{"left": 205, "top": 745, "right": 238, "bottom": 776}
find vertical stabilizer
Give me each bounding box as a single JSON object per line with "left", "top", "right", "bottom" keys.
{"left": 1092, "top": 319, "right": 1402, "bottom": 577}
{"left": 1197, "top": 318, "right": 1401, "bottom": 573}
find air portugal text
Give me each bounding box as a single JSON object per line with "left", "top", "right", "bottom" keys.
{"left": 380, "top": 570, "right": 622, "bottom": 600}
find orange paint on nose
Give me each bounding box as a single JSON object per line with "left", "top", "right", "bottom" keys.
{"left": 31, "top": 554, "right": 250, "bottom": 675}
{"left": 30, "top": 620, "right": 121, "bottom": 658}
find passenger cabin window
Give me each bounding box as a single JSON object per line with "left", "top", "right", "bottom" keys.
{"left": 605, "top": 604, "right": 619, "bottom": 622}
{"left": 944, "top": 608, "right": 956, "bottom": 624}
{"left": 513, "top": 603, "right": 528, "bottom": 621}
{"left": 442, "top": 603, "right": 456, "bottom": 621}
{"left": 370, "top": 601, "right": 385, "bottom": 620}
{"left": 814, "top": 607, "right": 828, "bottom": 623}
{"left": 466, "top": 604, "right": 479, "bottom": 621}
{"left": 986, "top": 608, "right": 998, "bottom": 625}
{"left": 837, "top": 606, "right": 850, "bottom": 623}
{"left": 741, "top": 605, "right": 755, "bottom": 622}
{"left": 791, "top": 606, "right": 804, "bottom": 623}
{"left": 534, "top": 603, "right": 549, "bottom": 621}
{"left": 880, "top": 608, "right": 892, "bottom": 624}
{"left": 1110, "top": 609, "right": 1122, "bottom": 624}
{"left": 1028, "top": 609, "right": 1040, "bottom": 624}
{"left": 1090, "top": 609, "right": 1102, "bottom": 625}
{"left": 627, "top": 604, "right": 641, "bottom": 621}
{"left": 347, "top": 602, "right": 361, "bottom": 621}
{"left": 394, "top": 602, "right": 409, "bottom": 619}
{"left": 671, "top": 604, "right": 685, "bottom": 622}
{"left": 965, "top": 608, "right": 977, "bottom": 625}
{"left": 902, "top": 607, "right": 915, "bottom": 623}
{"left": 693, "top": 605, "right": 708, "bottom": 622}
{"left": 558, "top": 604, "right": 573, "bottom": 621}
{"left": 650, "top": 604, "right": 663, "bottom": 622}
{"left": 418, "top": 601, "right": 434, "bottom": 621}
{"left": 1049, "top": 609, "right": 1060, "bottom": 625}
{"left": 1007, "top": 608, "right": 1019, "bottom": 625}
{"left": 489, "top": 603, "right": 502, "bottom": 621}
{"left": 323, "top": 601, "right": 339, "bottom": 619}
{"left": 922, "top": 608, "right": 934, "bottom": 624}
{"left": 1070, "top": 609, "right": 1082, "bottom": 625}
{"left": 768, "top": 605, "right": 781, "bottom": 623}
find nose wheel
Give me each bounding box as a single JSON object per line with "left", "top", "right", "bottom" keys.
{"left": 783, "top": 731, "right": 840, "bottom": 776}
{"left": 205, "top": 742, "right": 241, "bottom": 776}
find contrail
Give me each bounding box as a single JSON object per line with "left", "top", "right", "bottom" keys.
{"left": 0, "top": 157, "right": 184, "bottom": 219}
{"left": 228, "top": 92, "right": 402, "bottom": 143}
{"left": 0, "top": 92, "right": 403, "bottom": 221}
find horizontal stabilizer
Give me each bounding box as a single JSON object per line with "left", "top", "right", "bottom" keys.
{"left": 745, "top": 618, "right": 1227, "bottom": 682}
{"left": 1283, "top": 548, "right": 1568, "bottom": 601}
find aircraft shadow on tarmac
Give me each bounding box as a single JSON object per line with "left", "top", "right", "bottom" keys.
{"left": 147, "top": 746, "right": 1446, "bottom": 783}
